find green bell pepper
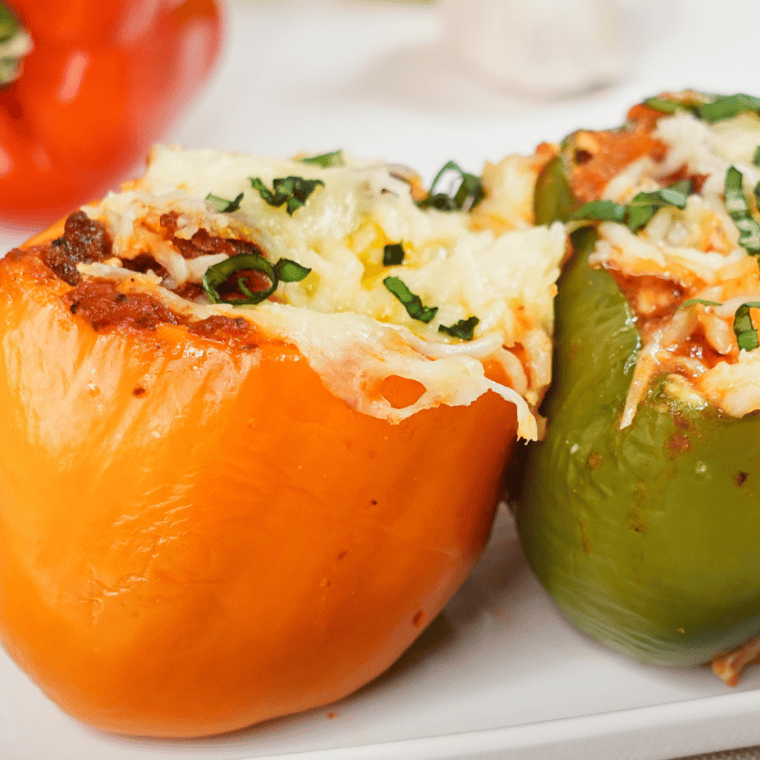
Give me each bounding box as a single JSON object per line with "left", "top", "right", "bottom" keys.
{"left": 517, "top": 151, "right": 760, "bottom": 668}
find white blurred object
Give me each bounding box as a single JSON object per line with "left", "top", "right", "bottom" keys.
{"left": 440, "top": 0, "right": 636, "bottom": 98}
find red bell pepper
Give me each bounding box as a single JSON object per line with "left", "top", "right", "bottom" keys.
{"left": 0, "top": 0, "right": 222, "bottom": 228}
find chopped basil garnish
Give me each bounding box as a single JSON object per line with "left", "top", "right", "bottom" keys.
{"left": 571, "top": 180, "right": 691, "bottom": 232}
{"left": 642, "top": 93, "right": 706, "bottom": 116}
{"left": 274, "top": 258, "right": 311, "bottom": 282}
{"left": 724, "top": 166, "right": 760, "bottom": 255}
{"left": 698, "top": 93, "right": 760, "bottom": 123}
{"left": 206, "top": 192, "right": 244, "bottom": 213}
{"left": 643, "top": 92, "right": 760, "bottom": 123}
{"left": 299, "top": 150, "right": 345, "bottom": 168}
{"left": 733, "top": 302, "right": 760, "bottom": 351}
{"left": 642, "top": 96, "right": 686, "bottom": 116}
{"left": 202, "top": 254, "right": 310, "bottom": 306}
{"left": 627, "top": 180, "right": 691, "bottom": 232}
{"left": 383, "top": 277, "right": 438, "bottom": 323}
{"left": 438, "top": 316, "right": 479, "bottom": 341}
{"left": 383, "top": 243, "right": 405, "bottom": 266}
{"left": 570, "top": 199, "right": 627, "bottom": 224}
{"left": 250, "top": 176, "right": 324, "bottom": 216}
{"left": 202, "top": 253, "right": 277, "bottom": 306}
{"left": 416, "top": 161, "right": 485, "bottom": 213}
{"left": 679, "top": 298, "right": 721, "bottom": 310}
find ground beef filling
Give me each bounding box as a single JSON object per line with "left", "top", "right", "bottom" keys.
{"left": 65, "top": 280, "right": 185, "bottom": 332}
{"left": 42, "top": 211, "right": 113, "bottom": 285}
{"left": 41, "top": 212, "right": 259, "bottom": 347}
{"left": 63, "top": 278, "right": 258, "bottom": 348}
{"left": 161, "top": 212, "right": 264, "bottom": 260}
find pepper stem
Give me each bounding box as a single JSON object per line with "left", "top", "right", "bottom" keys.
{"left": 0, "top": 2, "right": 32, "bottom": 88}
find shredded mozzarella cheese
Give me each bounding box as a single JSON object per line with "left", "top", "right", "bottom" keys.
{"left": 79, "top": 145, "right": 564, "bottom": 438}
{"left": 584, "top": 108, "right": 760, "bottom": 424}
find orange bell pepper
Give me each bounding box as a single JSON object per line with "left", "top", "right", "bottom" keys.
{"left": 0, "top": 227, "right": 518, "bottom": 737}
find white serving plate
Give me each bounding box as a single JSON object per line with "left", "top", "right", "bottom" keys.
{"left": 2, "top": 1, "right": 760, "bottom": 757}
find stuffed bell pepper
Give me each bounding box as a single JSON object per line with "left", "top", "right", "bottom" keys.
{"left": 0, "top": 146, "right": 564, "bottom": 736}
{"left": 519, "top": 92, "right": 760, "bottom": 685}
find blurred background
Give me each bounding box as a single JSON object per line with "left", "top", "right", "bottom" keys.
{"left": 173, "top": 0, "right": 756, "bottom": 168}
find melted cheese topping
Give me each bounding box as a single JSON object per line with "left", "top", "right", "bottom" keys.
{"left": 81, "top": 146, "right": 564, "bottom": 439}
{"left": 586, "top": 109, "right": 760, "bottom": 422}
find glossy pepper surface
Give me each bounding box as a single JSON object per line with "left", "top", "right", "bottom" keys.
{"left": 0, "top": 229, "right": 518, "bottom": 737}
{"left": 517, "top": 117, "right": 760, "bottom": 669}
{"left": 0, "top": 0, "right": 222, "bottom": 228}
{"left": 517, "top": 228, "right": 760, "bottom": 667}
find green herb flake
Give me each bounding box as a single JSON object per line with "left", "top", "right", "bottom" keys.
{"left": 383, "top": 276, "right": 438, "bottom": 324}
{"left": 571, "top": 181, "right": 692, "bottom": 231}
{"left": 202, "top": 253, "right": 277, "bottom": 306}
{"left": 753, "top": 147, "right": 760, "bottom": 168}
{"left": 274, "top": 258, "right": 311, "bottom": 282}
{"left": 642, "top": 94, "right": 705, "bottom": 116}
{"left": 698, "top": 93, "right": 760, "bottom": 123}
{"left": 206, "top": 192, "right": 244, "bottom": 213}
{"left": 733, "top": 302, "right": 760, "bottom": 351}
{"left": 416, "top": 161, "right": 485, "bottom": 213}
{"left": 724, "top": 166, "right": 760, "bottom": 254}
{"left": 643, "top": 92, "right": 760, "bottom": 123}
{"left": 642, "top": 97, "right": 684, "bottom": 115}
{"left": 298, "top": 150, "right": 345, "bottom": 168}
{"left": 382, "top": 243, "right": 405, "bottom": 267}
{"left": 438, "top": 316, "right": 479, "bottom": 341}
{"left": 570, "top": 200, "right": 627, "bottom": 224}
{"left": 627, "top": 180, "right": 691, "bottom": 232}
{"left": 250, "top": 176, "right": 325, "bottom": 216}
{"left": 679, "top": 298, "right": 721, "bottom": 310}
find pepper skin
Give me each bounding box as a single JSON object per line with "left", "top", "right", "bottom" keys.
{"left": 0, "top": 0, "right": 222, "bottom": 228}
{"left": 516, "top": 225, "right": 760, "bottom": 668}
{"left": 0, "top": 238, "right": 518, "bottom": 737}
